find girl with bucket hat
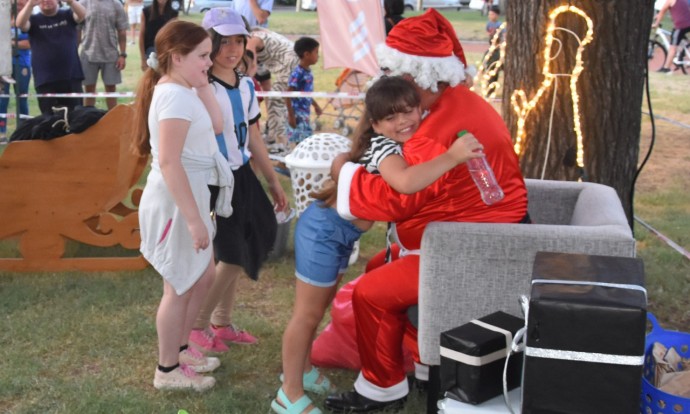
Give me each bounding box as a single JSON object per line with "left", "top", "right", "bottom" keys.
{"left": 189, "top": 7, "right": 288, "bottom": 354}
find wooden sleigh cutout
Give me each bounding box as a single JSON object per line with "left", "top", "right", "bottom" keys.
{"left": 0, "top": 104, "right": 149, "bottom": 271}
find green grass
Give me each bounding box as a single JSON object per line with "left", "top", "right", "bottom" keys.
{"left": 645, "top": 71, "right": 690, "bottom": 114}
{"left": 266, "top": 8, "right": 489, "bottom": 39}
{"left": 633, "top": 180, "right": 690, "bottom": 327}
{"left": 0, "top": 222, "right": 435, "bottom": 413}
{"left": 1, "top": 8, "right": 689, "bottom": 413}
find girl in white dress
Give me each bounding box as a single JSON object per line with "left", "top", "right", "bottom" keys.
{"left": 131, "top": 20, "right": 234, "bottom": 392}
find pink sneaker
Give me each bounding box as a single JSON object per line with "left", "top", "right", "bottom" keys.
{"left": 211, "top": 324, "right": 257, "bottom": 345}
{"left": 189, "top": 328, "right": 229, "bottom": 353}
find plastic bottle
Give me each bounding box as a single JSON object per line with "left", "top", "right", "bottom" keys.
{"left": 458, "top": 131, "right": 505, "bottom": 205}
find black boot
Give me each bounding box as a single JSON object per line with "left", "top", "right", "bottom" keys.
{"left": 324, "top": 390, "right": 407, "bottom": 413}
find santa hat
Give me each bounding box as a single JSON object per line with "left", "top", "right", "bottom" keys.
{"left": 376, "top": 9, "right": 474, "bottom": 92}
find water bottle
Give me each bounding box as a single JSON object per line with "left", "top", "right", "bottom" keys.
{"left": 458, "top": 131, "right": 505, "bottom": 205}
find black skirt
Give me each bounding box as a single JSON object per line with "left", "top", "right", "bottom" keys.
{"left": 209, "top": 163, "right": 278, "bottom": 280}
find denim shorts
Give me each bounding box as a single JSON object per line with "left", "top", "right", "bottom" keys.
{"left": 294, "top": 202, "right": 364, "bottom": 287}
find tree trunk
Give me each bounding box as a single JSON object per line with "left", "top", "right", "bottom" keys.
{"left": 501, "top": 0, "right": 654, "bottom": 224}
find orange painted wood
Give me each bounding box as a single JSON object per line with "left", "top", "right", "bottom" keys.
{"left": 0, "top": 104, "right": 149, "bottom": 271}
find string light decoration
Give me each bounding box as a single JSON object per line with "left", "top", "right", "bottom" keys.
{"left": 472, "top": 22, "right": 507, "bottom": 100}
{"left": 510, "top": 5, "right": 594, "bottom": 169}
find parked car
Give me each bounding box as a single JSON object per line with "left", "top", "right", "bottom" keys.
{"left": 189, "top": 0, "right": 233, "bottom": 13}
{"left": 143, "top": 0, "right": 187, "bottom": 12}
{"left": 302, "top": 0, "right": 466, "bottom": 13}
{"left": 403, "top": 0, "right": 465, "bottom": 10}
{"left": 301, "top": 0, "right": 316, "bottom": 11}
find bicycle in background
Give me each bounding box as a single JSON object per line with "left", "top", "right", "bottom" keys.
{"left": 648, "top": 24, "right": 690, "bottom": 74}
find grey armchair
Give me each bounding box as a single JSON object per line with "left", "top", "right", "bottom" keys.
{"left": 417, "top": 178, "right": 637, "bottom": 412}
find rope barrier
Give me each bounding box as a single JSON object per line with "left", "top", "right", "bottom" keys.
{"left": 259, "top": 91, "right": 365, "bottom": 99}
{"left": 4, "top": 97, "right": 690, "bottom": 126}
{"left": 641, "top": 110, "right": 690, "bottom": 130}
{"left": 0, "top": 113, "right": 32, "bottom": 120}
{"left": 634, "top": 215, "right": 690, "bottom": 261}
{"left": 1, "top": 91, "right": 365, "bottom": 99}
{"left": 0, "top": 91, "right": 365, "bottom": 122}
{"left": 3, "top": 96, "right": 688, "bottom": 133}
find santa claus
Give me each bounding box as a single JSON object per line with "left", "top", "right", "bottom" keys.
{"left": 325, "top": 9, "right": 529, "bottom": 413}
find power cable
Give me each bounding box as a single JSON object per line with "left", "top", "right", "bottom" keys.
{"left": 629, "top": 56, "right": 656, "bottom": 235}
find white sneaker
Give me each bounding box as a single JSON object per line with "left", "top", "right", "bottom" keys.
{"left": 153, "top": 364, "right": 215, "bottom": 392}
{"left": 179, "top": 347, "right": 221, "bottom": 373}
{"left": 268, "top": 142, "right": 287, "bottom": 155}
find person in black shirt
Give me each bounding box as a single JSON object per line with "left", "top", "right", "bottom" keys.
{"left": 16, "top": 0, "right": 87, "bottom": 114}
{"left": 384, "top": 0, "right": 405, "bottom": 36}
{"left": 138, "top": 0, "right": 180, "bottom": 71}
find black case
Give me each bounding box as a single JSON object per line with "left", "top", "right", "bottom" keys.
{"left": 522, "top": 252, "right": 647, "bottom": 414}
{"left": 440, "top": 311, "right": 524, "bottom": 405}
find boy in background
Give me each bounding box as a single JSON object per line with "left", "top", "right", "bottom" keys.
{"left": 484, "top": 6, "right": 503, "bottom": 95}
{"left": 486, "top": 5, "right": 502, "bottom": 44}
{"left": 285, "top": 36, "right": 322, "bottom": 148}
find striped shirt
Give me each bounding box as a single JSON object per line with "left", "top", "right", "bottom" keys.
{"left": 359, "top": 135, "right": 402, "bottom": 173}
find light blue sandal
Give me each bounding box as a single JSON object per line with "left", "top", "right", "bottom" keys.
{"left": 271, "top": 388, "right": 322, "bottom": 414}
{"left": 279, "top": 367, "right": 334, "bottom": 395}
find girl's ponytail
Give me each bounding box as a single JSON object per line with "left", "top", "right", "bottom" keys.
{"left": 131, "top": 68, "right": 161, "bottom": 156}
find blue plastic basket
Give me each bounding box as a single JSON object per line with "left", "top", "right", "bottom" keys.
{"left": 640, "top": 313, "right": 690, "bottom": 414}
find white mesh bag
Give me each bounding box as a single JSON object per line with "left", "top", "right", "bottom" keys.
{"left": 284, "top": 133, "right": 352, "bottom": 216}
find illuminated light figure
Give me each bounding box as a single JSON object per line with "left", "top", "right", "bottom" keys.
{"left": 510, "top": 5, "right": 594, "bottom": 173}
{"left": 472, "top": 22, "right": 507, "bottom": 100}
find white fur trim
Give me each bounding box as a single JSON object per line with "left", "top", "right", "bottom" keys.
{"left": 414, "top": 362, "right": 429, "bottom": 381}
{"left": 336, "top": 162, "right": 360, "bottom": 221}
{"left": 354, "top": 372, "right": 409, "bottom": 401}
{"left": 376, "top": 43, "right": 466, "bottom": 92}
{"left": 465, "top": 64, "right": 477, "bottom": 78}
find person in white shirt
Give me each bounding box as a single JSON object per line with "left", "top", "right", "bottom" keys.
{"left": 132, "top": 20, "right": 232, "bottom": 392}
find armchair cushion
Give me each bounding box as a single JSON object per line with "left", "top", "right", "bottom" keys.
{"left": 570, "top": 185, "right": 631, "bottom": 228}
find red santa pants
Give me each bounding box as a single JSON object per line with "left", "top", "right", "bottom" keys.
{"left": 353, "top": 246, "right": 421, "bottom": 393}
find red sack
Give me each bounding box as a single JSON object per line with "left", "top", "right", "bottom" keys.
{"left": 310, "top": 276, "right": 362, "bottom": 370}
{"left": 310, "top": 275, "right": 415, "bottom": 372}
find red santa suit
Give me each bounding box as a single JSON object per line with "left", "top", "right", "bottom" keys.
{"left": 335, "top": 9, "right": 528, "bottom": 402}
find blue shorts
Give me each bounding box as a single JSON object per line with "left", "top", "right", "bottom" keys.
{"left": 287, "top": 112, "right": 313, "bottom": 144}
{"left": 294, "top": 202, "right": 364, "bottom": 287}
